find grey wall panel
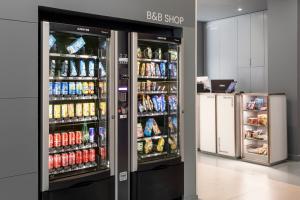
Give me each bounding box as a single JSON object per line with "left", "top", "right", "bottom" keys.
{"left": 0, "top": 173, "right": 38, "bottom": 200}
{"left": 197, "top": 22, "right": 204, "bottom": 76}
{"left": 0, "top": 0, "right": 37, "bottom": 22}
{"left": 38, "top": 0, "right": 194, "bottom": 27}
{"left": 0, "top": 98, "right": 38, "bottom": 178}
{"left": 0, "top": 20, "right": 38, "bottom": 98}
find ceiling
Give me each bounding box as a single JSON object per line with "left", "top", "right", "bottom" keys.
{"left": 197, "top": 0, "right": 267, "bottom": 22}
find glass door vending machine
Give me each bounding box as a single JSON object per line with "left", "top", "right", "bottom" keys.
{"left": 41, "top": 22, "right": 115, "bottom": 200}
{"left": 130, "top": 33, "right": 184, "bottom": 200}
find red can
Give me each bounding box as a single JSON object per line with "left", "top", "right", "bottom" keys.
{"left": 61, "top": 153, "right": 69, "bottom": 167}
{"left": 48, "top": 155, "right": 54, "bottom": 170}
{"left": 100, "top": 147, "right": 106, "bottom": 160}
{"left": 69, "top": 132, "right": 76, "bottom": 145}
{"left": 53, "top": 154, "right": 62, "bottom": 168}
{"left": 53, "top": 133, "right": 61, "bottom": 147}
{"left": 49, "top": 134, "right": 53, "bottom": 148}
{"left": 68, "top": 152, "right": 76, "bottom": 166}
{"left": 75, "top": 151, "right": 82, "bottom": 165}
{"left": 89, "top": 149, "right": 96, "bottom": 162}
{"left": 61, "top": 132, "right": 69, "bottom": 146}
{"left": 75, "top": 131, "right": 82, "bottom": 145}
{"left": 82, "top": 150, "right": 89, "bottom": 163}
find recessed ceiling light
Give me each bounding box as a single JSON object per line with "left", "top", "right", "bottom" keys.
{"left": 238, "top": 8, "right": 243, "bottom": 12}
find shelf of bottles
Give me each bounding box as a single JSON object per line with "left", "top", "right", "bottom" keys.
{"left": 47, "top": 29, "right": 109, "bottom": 180}
{"left": 136, "top": 39, "right": 180, "bottom": 163}
{"left": 242, "top": 94, "right": 269, "bottom": 161}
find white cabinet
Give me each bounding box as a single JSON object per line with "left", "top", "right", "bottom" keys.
{"left": 216, "top": 95, "right": 236, "bottom": 157}
{"left": 199, "top": 94, "right": 217, "bottom": 153}
{"left": 251, "top": 12, "right": 265, "bottom": 67}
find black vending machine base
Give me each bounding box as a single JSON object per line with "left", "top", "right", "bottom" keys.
{"left": 42, "top": 175, "right": 114, "bottom": 200}
{"left": 131, "top": 160, "right": 184, "bottom": 200}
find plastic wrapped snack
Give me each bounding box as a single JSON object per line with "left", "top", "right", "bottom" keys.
{"left": 152, "top": 119, "right": 161, "bottom": 135}
{"left": 60, "top": 60, "right": 69, "bottom": 77}
{"left": 168, "top": 136, "right": 178, "bottom": 150}
{"left": 67, "top": 37, "right": 86, "bottom": 54}
{"left": 138, "top": 101, "right": 145, "bottom": 113}
{"left": 144, "top": 139, "right": 153, "bottom": 154}
{"left": 150, "top": 62, "right": 156, "bottom": 76}
{"left": 172, "top": 116, "right": 178, "bottom": 129}
{"left": 152, "top": 96, "right": 159, "bottom": 112}
{"left": 145, "top": 63, "right": 151, "bottom": 77}
{"left": 147, "top": 95, "right": 154, "bottom": 111}
{"left": 79, "top": 60, "right": 86, "bottom": 77}
{"left": 99, "top": 62, "right": 106, "bottom": 77}
{"left": 70, "top": 60, "right": 77, "bottom": 77}
{"left": 161, "top": 95, "right": 166, "bottom": 112}
{"left": 168, "top": 117, "right": 175, "bottom": 133}
{"left": 137, "top": 62, "right": 141, "bottom": 76}
{"left": 137, "top": 123, "right": 144, "bottom": 138}
{"left": 157, "top": 95, "right": 162, "bottom": 112}
{"left": 88, "top": 60, "right": 95, "bottom": 77}
{"left": 144, "top": 118, "right": 154, "bottom": 137}
{"left": 156, "top": 137, "right": 165, "bottom": 152}
{"left": 155, "top": 64, "right": 161, "bottom": 77}
{"left": 160, "top": 63, "right": 166, "bottom": 77}
{"left": 140, "top": 63, "right": 146, "bottom": 76}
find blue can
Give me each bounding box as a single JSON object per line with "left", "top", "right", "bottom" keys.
{"left": 61, "top": 82, "right": 69, "bottom": 95}
{"left": 89, "top": 128, "right": 95, "bottom": 143}
{"left": 53, "top": 82, "right": 61, "bottom": 95}
{"left": 99, "top": 127, "right": 106, "bottom": 146}
{"left": 68, "top": 82, "right": 76, "bottom": 95}
{"left": 76, "top": 82, "right": 83, "bottom": 95}
{"left": 48, "top": 82, "right": 53, "bottom": 95}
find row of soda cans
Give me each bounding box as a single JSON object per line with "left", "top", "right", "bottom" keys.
{"left": 49, "top": 82, "right": 95, "bottom": 96}
{"left": 49, "top": 103, "right": 95, "bottom": 119}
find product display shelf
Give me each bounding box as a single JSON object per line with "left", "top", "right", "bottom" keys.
{"left": 137, "top": 112, "right": 168, "bottom": 117}
{"left": 49, "top": 116, "right": 98, "bottom": 124}
{"left": 138, "top": 75, "right": 168, "bottom": 80}
{"left": 138, "top": 91, "right": 168, "bottom": 94}
{"left": 49, "top": 162, "right": 97, "bottom": 175}
{"left": 137, "top": 135, "right": 168, "bottom": 142}
{"left": 140, "top": 152, "right": 168, "bottom": 159}
{"left": 49, "top": 76, "right": 98, "bottom": 81}
{"left": 49, "top": 95, "right": 98, "bottom": 101}
{"left": 49, "top": 143, "right": 98, "bottom": 154}
{"left": 137, "top": 58, "right": 168, "bottom": 63}
{"left": 50, "top": 52, "right": 106, "bottom": 60}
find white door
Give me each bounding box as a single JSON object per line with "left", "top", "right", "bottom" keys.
{"left": 199, "top": 94, "right": 216, "bottom": 153}
{"left": 237, "top": 14, "right": 251, "bottom": 67}
{"left": 216, "top": 95, "right": 236, "bottom": 157}
{"left": 251, "top": 12, "right": 265, "bottom": 67}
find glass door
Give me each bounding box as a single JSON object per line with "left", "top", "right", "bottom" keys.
{"left": 134, "top": 33, "right": 181, "bottom": 164}
{"left": 45, "top": 22, "right": 111, "bottom": 181}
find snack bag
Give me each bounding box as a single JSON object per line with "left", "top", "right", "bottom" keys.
{"left": 156, "top": 137, "right": 165, "bottom": 152}
{"left": 99, "top": 62, "right": 106, "bottom": 77}
{"left": 140, "top": 63, "right": 146, "bottom": 76}
{"left": 152, "top": 119, "right": 161, "bottom": 135}
{"left": 156, "top": 95, "right": 162, "bottom": 112}
{"left": 67, "top": 37, "right": 86, "bottom": 54}
{"left": 142, "top": 95, "right": 148, "bottom": 112}
{"left": 152, "top": 96, "right": 159, "bottom": 112}
{"left": 173, "top": 116, "right": 178, "bottom": 129}
{"left": 161, "top": 95, "right": 166, "bottom": 112}
{"left": 168, "top": 136, "right": 177, "bottom": 150}
{"left": 60, "top": 60, "right": 69, "bottom": 77}
{"left": 146, "top": 80, "right": 151, "bottom": 92}
{"left": 155, "top": 64, "right": 161, "bottom": 77}
{"left": 144, "top": 118, "right": 154, "bottom": 137}
{"left": 137, "top": 123, "right": 144, "bottom": 138}
{"left": 145, "top": 63, "right": 151, "bottom": 76}
{"left": 160, "top": 63, "right": 166, "bottom": 77}
{"left": 70, "top": 60, "right": 77, "bottom": 77}
{"left": 88, "top": 60, "right": 95, "bottom": 77}
{"left": 150, "top": 62, "right": 156, "bottom": 76}
{"left": 147, "top": 95, "right": 154, "bottom": 111}
{"left": 79, "top": 60, "right": 86, "bottom": 77}
{"left": 144, "top": 139, "right": 153, "bottom": 154}
{"left": 138, "top": 101, "right": 145, "bottom": 113}
{"left": 137, "top": 62, "right": 141, "bottom": 76}
{"left": 168, "top": 117, "right": 175, "bottom": 133}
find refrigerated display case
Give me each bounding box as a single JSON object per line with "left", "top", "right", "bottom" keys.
{"left": 131, "top": 33, "right": 184, "bottom": 200}
{"left": 41, "top": 22, "right": 115, "bottom": 199}
{"left": 241, "top": 93, "right": 287, "bottom": 165}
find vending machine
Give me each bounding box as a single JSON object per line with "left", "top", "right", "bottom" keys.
{"left": 130, "top": 33, "right": 184, "bottom": 200}
{"left": 40, "top": 22, "right": 115, "bottom": 200}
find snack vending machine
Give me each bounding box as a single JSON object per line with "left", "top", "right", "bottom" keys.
{"left": 130, "top": 33, "right": 184, "bottom": 200}
{"left": 41, "top": 22, "right": 115, "bottom": 200}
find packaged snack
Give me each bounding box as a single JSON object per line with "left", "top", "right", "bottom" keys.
{"left": 49, "top": 105, "right": 53, "bottom": 119}
{"left": 151, "top": 82, "right": 157, "bottom": 91}
{"left": 67, "top": 37, "right": 86, "bottom": 54}
{"left": 88, "top": 82, "right": 94, "bottom": 94}
{"left": 68, "top": 82, "right": 76, "bottom": 95}
{"left": 144, "top": 118, "right": 154, "bottom": 137}
{"left": 137, "top": 142, "right": 144, "bottom": 154}
{"left": 150, "top": 62, "right": 156, "bottom": 76}
{"left": 99, "top": 82, "right": 104, "bottom": 94}
{"left": 156, "top": 95, "right": 162, "bottom": 112}
{"left": 48, "top": 82, "right": 53, "bottom": 95}
{"left": 161, "top": 95, "right": 166, "bottom": 112}
{"left": 100, "top": 102, "right": 107, "bottom": 116}
{"left": 70, "top": 60, "right": 77, "bottom": 77}
{"left": 88, "top": 60, "right": 95, "bottom": 77}
{"left": 61, "top": 104, "right": 68, "bottom": 118}
{"left": 99, "top": 62, "right": 106, "bottom": 77}
{"left": 82, "top": 82, "right": 89, "bottom": 95}
{"left": 143, "top": 47, "right": 152, "bottom": 59}
{"left": 144, "top": 139, "right": 153, "bottom": 154}
{"left": 154, "top": 48, "right": 162, "bottom": 60}
{"left": 156, "top": 137, "right": 165, "bottom": 152}
{"left": 258, "top": 114, "right": 268, "bottom": 126}
{"left": 60, "top": 60, "right": 69, "bottom": 77}
{"left": 49, "top": 34, "right": 56, "bottom": 50}
{"left": 169, "top": 50, "right": 178, "bottom": 61}
{"left": 138, "top": 101, "right": 145, "bottom": 113}
{"left": 146, "top": 80, "right": 151, "bottom": 91}
{"left": 140, "top": 63, "right": 146, "bottom": 76}
{"left": 68, "top": 104, "right": 75, "bottom": 118}
{"left": 160, "top": 63, "right": 166, "bottom": 77}
{"left": 49, "top": 60, "right": 56, "bottom": 77}
{"left": 137, "top": 82, "right": 141, "bottom": 92}
{"left": 168, "top": 117, "right": 174, "bottom": 133}
{"left": 83, "top": 103, "right": 90, "bottom": 117}
{"left": 145, "top": 63, "right": 151, "bottom": 76}
{"left": 168, "top": 136, "right": 177, "bottom": 150}
{"left": 137, "top": 123, "right": 144, "bottom": 138}
{"left": 79, "top": 60, "right": 86, "bottom": 77}
{"left": 61, "top": 82, "right": 69, "bottom": 95}
{"left": 90, "top": 103, "right": 95, "bottom": 116}
{"left": 172, "top": 116, "right": 178, "bottom": 129}
{"left": 142, "top": 95, "right": 148, "bottom": 111}
{"left": 152, "top": 96, "right": 159, "bottom": 112}
{"left": 140, "top": 82, "right": 146, "bottom": 91}
{"left": 76, "top": 82, "right": 83, "bottom": 95}
{"left": 76, "top": 103, "right": 83, "bottom": 117}
{"left": 152, "top": 119, "right": 161, "bottom": 135}
{"left": 155, "top": 64, "right": 161, "bottom": 77}
{"left": 147, "top": 95, "right": 154, "bottom": 111}
{"left": 54, "top": 104, "right": 61, "bottom": 119}
{"left": 137, "top": 47, "right": 142, "bottom": 58}
{"left": 137, "top": 62, "right": 141, "bottom": 76}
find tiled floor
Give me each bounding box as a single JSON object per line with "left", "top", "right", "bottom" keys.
{"left": 197, "top": 152, "right": 300, "bottom": 200}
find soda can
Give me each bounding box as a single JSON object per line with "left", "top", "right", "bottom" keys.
{"left": 68, "top": 152, "right": 76, "bottom": 166}
{"left": 53, "top": 154, "right": 62, "bottom": 168}
{"left": 99, "top": 127, "right": 106, "bottom": 146}
{"left": 61, "top": 153, "right": 69, "bottom": 167}
{"left": 89, "top": 128, "right": 95, "bottom": 143}
{"left": 82, "top": 150, "right": 89, "bottom": 163}
{"left": 68, "top": 104, "right": 75, "bottom": 118}
{"left": 89, "top": 149, "right": 96, "bottom": 162}
{"left": 75, "top": 151, "right": 83, "bottom": 165}
{"left": 48, "top": 155, "right": 54, "bottom": 170}
{"left": 53, "top": 82, "right": 61, "bottom": 95}
{"left": 49, "top": 82, "right": 53, "bottom": 95}
{"left": 76, "top": 82, "right": 82, "bottom": 95}
{"left": 61, "top": 82, "right": 69, "bottom": 95}
{"left": 69, "top": 82, "right": 76, "bottom": 95}
{"left": 82, "top": 82, "right": 89, "bottom": 95}
{"left": 76, "top": 103, "right": 82, "bottom": 117}
{"left": 88, "top": 82, "right": 94, "bottom": 94}
{"left": 49, "top": 105, "right": 53, "bottom": 119}
{"left": 68, "top": 132, "right": 76, "bottom": 145}
{"left": 61, "top": 132, "right": 69, "bottom": 146}
{"left": 75, "top": 131, "right": 82, "bottom": 145}
{"left": 53, "top": 133, "right": 61, "bottom": 147}
{"left": 89, "top": 103, "right": 95, "bottom": 116}
{"left": 100, "top": 147, "right": 106, "bottom": 160}
{"left": 83, "top": 103, "right": 90, "bottom": 117}
{"left": 54, "top": 104, "right": 61, "bottom": 119}
{"left": 61, "top": 104, "right": 68, "bottom": 118}
{"left": 49, "top": 134, "right": 53, "bottom": 148}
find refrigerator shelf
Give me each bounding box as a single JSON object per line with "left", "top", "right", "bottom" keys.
{"left": 140, "top": 152, "right": 168, "bottom": 159}
{"left": 49, "top": 76, "right": 98, "bottom": 81}
{"left": 138, "top": 112, "right": 168, "bottom": 117}
{"left": 138, "top": 76, "right": 168, "bottom": 80}
{"left": 137, "top": 135, "right": 168, "bottom": 142}
{"left": 49, "top": 162, "right": 98, "bottom": 175}
{"left": 137, "top": 58, "right": 168, "bottom": 63}
{"left": 244, "top": 137, "right": 268, "bottom": 142}
{"left": 49, "top": 53, "right": 106, "bottom": 60}
{"left": 49, "top": 116, "right": 98, "bottom": 124}
{"left": 137, "top": 91, "right": 168, "bottom": 94}
{"left": 243, "top": 109, "right": 268, "bottom": 112}
{"left": 49, "top": 143, "right": 98, "bottom": 154}
{"left": 49, "top": 95, "right": 98, "bottom": 101}
{"left": 244, "top": 123, "right": 268, "bottom": 128}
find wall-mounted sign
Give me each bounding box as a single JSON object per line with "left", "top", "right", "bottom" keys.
{"left": 146, "top": 10, "right": 184, "bottom": 25}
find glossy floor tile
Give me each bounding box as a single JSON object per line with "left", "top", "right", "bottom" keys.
{"left": 197, "top": 153, "right": 300, "bottom": 200}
